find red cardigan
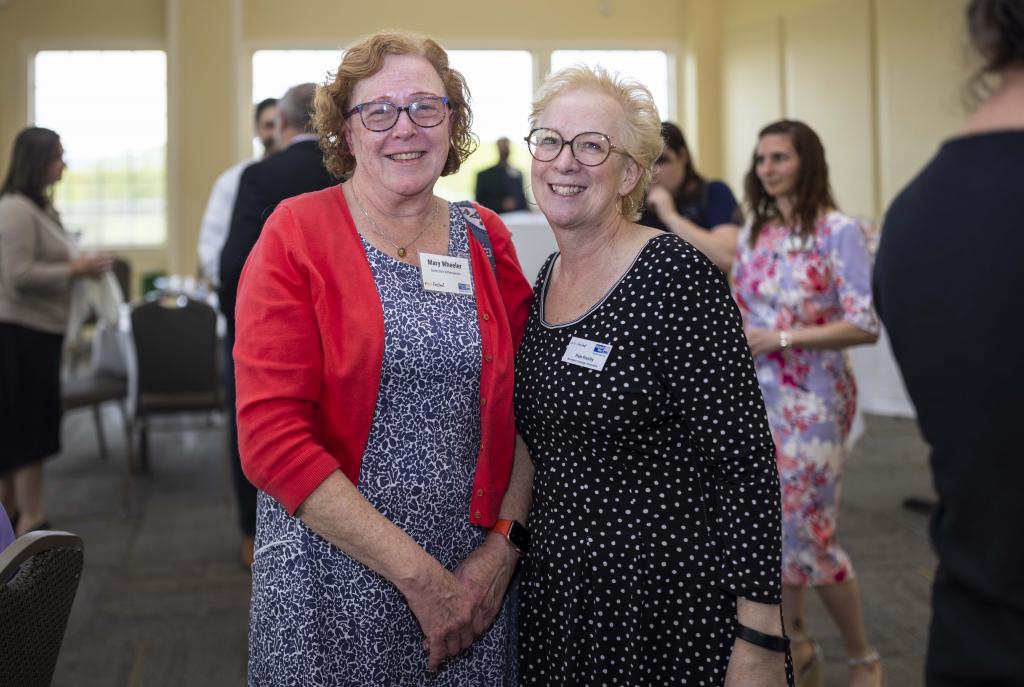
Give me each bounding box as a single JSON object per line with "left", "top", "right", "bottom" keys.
{"left": 233, "top": 185, "right": 532, "bottom": 525}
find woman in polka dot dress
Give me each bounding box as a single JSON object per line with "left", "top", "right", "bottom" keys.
{"left": 514, "top": 66, "right": 791, "bottom": 686}
{"left": 732, "top": 120, "right": 883, "bottom": 687}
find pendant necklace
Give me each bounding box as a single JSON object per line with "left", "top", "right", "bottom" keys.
{"left": 350, "top": 181, "right": 438, "bottom": 259}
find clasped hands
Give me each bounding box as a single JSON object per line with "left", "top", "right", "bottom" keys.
{"left": 405, "top": 534, "right": 518, "bottom": 672}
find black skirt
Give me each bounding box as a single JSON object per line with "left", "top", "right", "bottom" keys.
{"left": 0, "top": 321, "right": 63, "bottom": 471}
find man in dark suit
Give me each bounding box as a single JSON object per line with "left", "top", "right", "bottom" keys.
{"left": 218, "top": 82, "right": 336, "bottom": 567}
{"left": 474, "top": 137, "right": 528, "bottom": 214}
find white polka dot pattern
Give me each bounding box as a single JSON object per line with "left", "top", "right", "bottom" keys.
{"left": 514, "top": 234, "right": 784, "bottom": 685}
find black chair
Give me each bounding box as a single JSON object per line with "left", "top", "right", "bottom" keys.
{"left": 61, "top": 372, "right": 134, "bottom": 470}
{"left": 0, "top": 531, "right": 85, "bottom": 687}
{"left": 131, "top": 295, "right": 222, "bottom": 470}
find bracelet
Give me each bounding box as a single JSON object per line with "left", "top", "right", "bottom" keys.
{"left": 778, "top": 330, "right": 791, "bottom": 349}
{"left": 735, "top": 622, "right": 790, "bottom": 653}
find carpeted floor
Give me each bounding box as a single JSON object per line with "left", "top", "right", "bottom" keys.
{"left": 42, "top": 409, "right": 935, "bottom": 686}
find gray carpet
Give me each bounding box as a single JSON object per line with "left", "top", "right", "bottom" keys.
{"left": 42, "top": 408, "right": 935, "bottom": 686}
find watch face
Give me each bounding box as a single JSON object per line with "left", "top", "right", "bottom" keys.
{"left": 508, "top": 521, "right": 530, "bottom": 554}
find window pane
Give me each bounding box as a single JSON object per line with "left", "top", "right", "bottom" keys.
{"left": 252, "top": 50, "right": 342, "bottom": 157}
{"left": 550, "top": 50, "right": 671, "bottom": 120}
{"left": 249, "top": 49, "right": 534, "bottom": 207}
{"left": 34, "top": 51, "right": 167, "bottom": 248}
{"left": 252, "top": 49, "right": 342, "bottom": 103}
{"left": 436, "top": 50, "right": 534, "bottom": 205}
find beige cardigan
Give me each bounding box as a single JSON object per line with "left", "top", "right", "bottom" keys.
{"left": 0, "top": 193, "right": 73, "bottom": 335}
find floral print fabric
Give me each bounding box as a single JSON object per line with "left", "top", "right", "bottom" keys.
{"left": 732, "top": 211, "right": 879, "bottom": 586}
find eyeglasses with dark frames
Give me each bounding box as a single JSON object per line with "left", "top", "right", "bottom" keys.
{"left": 524, "top": 128, "right": 628, "bottom": 167}
{"left": 345, "top": 96, "right": 450, "bottom": 132}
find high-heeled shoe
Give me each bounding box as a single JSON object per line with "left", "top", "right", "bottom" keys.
{"left": 848, "top": 649, "right": 886, "bottom": 686}
{"left": 794, "top": 639, "right": 824, "bottom": 687}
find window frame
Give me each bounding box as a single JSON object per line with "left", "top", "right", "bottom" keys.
{"left": 27, "top": 42, "right": 170, "bottom": 252}
{"left": 242, "top": 41, "right": 678, "bottom": 142}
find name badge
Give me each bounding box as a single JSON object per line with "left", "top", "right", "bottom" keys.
{"left": 562, "top": 336, "right": 613, "bottom": 371}
{"left": 420, "top": 253, "right": 473, "bottom": 296}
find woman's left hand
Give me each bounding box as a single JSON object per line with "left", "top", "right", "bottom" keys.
{"left": 453, "top": 533, "right": 519, "bottom": 637}
{"left": 745, "top": 327, "right": 782, "bottom": 356}
{"left": 724, "top": 640, "right": 789, "bottom": 687}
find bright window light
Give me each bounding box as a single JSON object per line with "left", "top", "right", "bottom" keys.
{"left": 550, "top": 50, "right": 671, "bottom": 121}
{"left": 437, "top": 50, "right": 534, "bottom": 204}
{"left": 251, "top": 49, "right": 343, "bottom": 102}
{"left": 33, "top": 50, "right": 167, "bottom": 247}
{"left": 251, "top": 48, "right": 535, "bottom": 207}
{"left": 251, "top": 50, "right": 343, "bottom": 157}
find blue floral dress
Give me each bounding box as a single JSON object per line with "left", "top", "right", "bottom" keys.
{"left": 731, "top": 212, "right": 879, "bottom": 586}
{"left": 247, "top": 205, "right": 518, "bottom": 686}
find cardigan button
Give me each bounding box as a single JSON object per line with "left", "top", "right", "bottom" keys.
{"left": 484, "top": 353, "right": 493, "bottom": 363}
{"left": 474, "top": 510, "right": 482, "bottom": 520}
{"left": 476, "top": 488, "right": 484, "bottom": 497}
{"left": 481, "top": 398, "right": 487, "bottom": 407}
{"left": 482, "top": 312, "right": 491, "bottom": 321}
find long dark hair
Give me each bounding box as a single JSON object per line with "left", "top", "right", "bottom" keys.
{"left": 660, "top": 121, "right": 706, "bottom": 209}
{"left": 1, "top": 127, "right": 61, "bottom": 210}
{"left": 743, "top": 120, "right": 836, "bottom": 246}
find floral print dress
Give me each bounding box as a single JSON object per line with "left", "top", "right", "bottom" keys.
{"left": 731, "top": 212, "right": 879, "bottom": 586}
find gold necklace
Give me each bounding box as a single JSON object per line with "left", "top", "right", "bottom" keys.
{"left": 350, "top": 181, "right": 439, "bottom": 258}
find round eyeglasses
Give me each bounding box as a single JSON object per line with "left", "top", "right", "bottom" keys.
{"left": 345, "top": 96, "right": 450, "bottom": 132}
{"left": 524, "top": 128, "right": 627, "bottom": 166}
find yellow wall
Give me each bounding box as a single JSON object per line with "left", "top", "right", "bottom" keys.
{"left": 0, "top": 0, "right": 977, "bottom": 283}
{"left": 0, "top": 0, "right": 167, "bottom": 285}
{"left": 0, "top": 0, "right": 684, "bottom": 283}
{"left": 679, "top": 0, "right": 724, "bottom": 176}
{"left": 720, "top": 0, "right": 970, "bottom": 221}
{"left": 243, "top": 0, "right": 682, "bottom": 44}
{"left": 875, "top": 0, "right": 970, "bottom": 203}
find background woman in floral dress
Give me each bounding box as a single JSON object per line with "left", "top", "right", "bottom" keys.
{"left": 731, "top": 119, "right": 883, "bottom": 687}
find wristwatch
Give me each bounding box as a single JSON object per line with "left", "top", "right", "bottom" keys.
{"left": 489, "top": 518, "right": 530, "bottom": 556}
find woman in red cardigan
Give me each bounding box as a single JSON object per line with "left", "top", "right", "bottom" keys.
{"left": 233, "top": 32, "right": 532, "bottom": 685}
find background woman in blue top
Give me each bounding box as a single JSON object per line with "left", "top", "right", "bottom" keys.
{"left": 639, "top": 121, "right": 741, "bottom": 271}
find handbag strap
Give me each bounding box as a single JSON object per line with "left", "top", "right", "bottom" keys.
{"left": 454, "top": 200, "right": 497, "bottom": 278}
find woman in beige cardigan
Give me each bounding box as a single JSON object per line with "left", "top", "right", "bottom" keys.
{"left": 0, "top": 127, "right": 110, "bottom": 535}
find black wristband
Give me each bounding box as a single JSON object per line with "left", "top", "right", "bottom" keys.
{"left": 735, "top": 622, "right": 790, "bottom": 653}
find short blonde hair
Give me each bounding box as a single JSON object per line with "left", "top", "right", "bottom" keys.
{"left": 529, "top": 66, "right": 663, "bottom": 220}
{"left": 314, "top": 31, "right": 476, "bottom": 178}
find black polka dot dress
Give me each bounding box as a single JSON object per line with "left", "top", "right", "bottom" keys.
{"left": 515, "top": 234, "right": 786, "bottom": 686}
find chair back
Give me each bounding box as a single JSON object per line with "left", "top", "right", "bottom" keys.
{"left": 131, "top": 295, "right": 221, "bottom": 412}
{"left": 0, "top": 531, "right": 84, "bottom": 687}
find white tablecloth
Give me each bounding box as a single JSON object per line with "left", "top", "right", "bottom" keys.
{"left": 849, "top": 327, "right": 915, "bottom": 418}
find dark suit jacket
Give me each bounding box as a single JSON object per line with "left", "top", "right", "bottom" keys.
{"left": 218, "top": 139, "right": 336, "bottom": 335}
{"left": 475, "top": 164, "right": 528, "bottom": 214}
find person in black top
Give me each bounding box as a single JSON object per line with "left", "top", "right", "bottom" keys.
{"left": 217, "top": 82, "right": 336, "bottom": 567}
{"left": 639, "top": 122, "right": 741, "bottom": 271}
{"left": 474, "top": 137, "right": 528, "bottom": 214}
{"left": 516, "top": 65, "right": 790, "bottom": 686}
{"left": 873, "top": 2, "right": 1024, "bottom": 685}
